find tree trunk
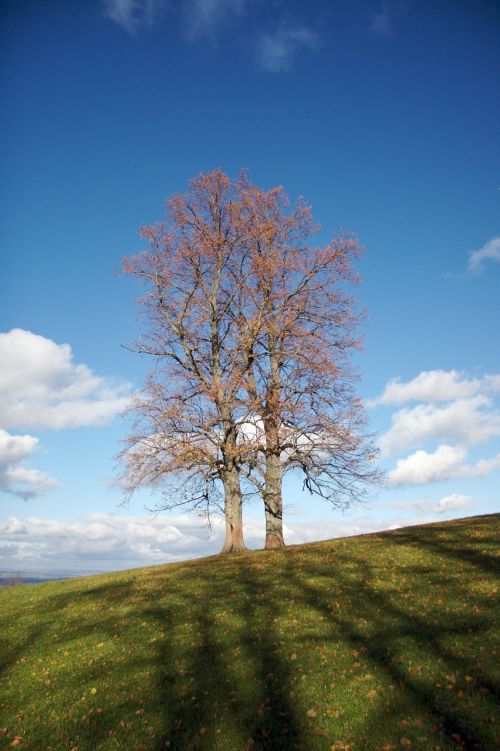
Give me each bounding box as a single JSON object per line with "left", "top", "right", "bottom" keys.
{"left": 264, "top": 452, "right": 285, "bottom": 548}
{"left": 220, "top": 466, "right": 247, "bottom": 553}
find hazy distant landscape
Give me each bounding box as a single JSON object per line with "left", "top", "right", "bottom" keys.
{"left": 0, "top": 571, "right": 92, "bottom": 587}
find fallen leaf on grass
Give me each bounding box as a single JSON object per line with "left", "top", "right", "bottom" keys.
{"left": 307, "top": 709, "right": 317, "bottom": 718}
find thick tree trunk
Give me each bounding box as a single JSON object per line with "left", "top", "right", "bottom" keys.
{"left": 264, "top": 452, "right": 285, "bottom": 548}
{"left": 220, "top": 466, "right": 247, "bottom": 553}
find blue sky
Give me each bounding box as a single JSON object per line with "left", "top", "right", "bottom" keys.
{"left": 1, "top": 0, "right": 499, "bottom": 574}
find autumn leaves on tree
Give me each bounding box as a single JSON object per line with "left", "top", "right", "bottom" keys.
{"left": 121, "top": 170, "right": 378, "bottom": 553}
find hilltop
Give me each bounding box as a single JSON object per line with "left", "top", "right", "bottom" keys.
{"left": 1, "top": 514, "right": 499, "bottom": 751}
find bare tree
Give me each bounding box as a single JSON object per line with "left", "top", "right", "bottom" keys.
{"left": 235, "top": 179, "right": 380, "bottom": 548}
{"left": 121, "top": 170, "right": 253, "bottom": 552}
{"left": 121, "top": 169, "right": 378, "bottom": 554}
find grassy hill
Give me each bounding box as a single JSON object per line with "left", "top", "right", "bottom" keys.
{"left": 1, "top": 514, "right": 499, "bottom": 751}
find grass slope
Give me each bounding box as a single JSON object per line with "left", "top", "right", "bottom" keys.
{"left": 1, "top": 514, "right": 499, "bottom": 751}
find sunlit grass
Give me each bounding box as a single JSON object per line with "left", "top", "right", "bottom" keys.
{"left": 1, "top": 513, "right": 499, "bottom": 750}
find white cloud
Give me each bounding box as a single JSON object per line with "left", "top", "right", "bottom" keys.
{"left": 387, "top": 444, "right": 466, "bottom": 486}
{"left": 434, "top": 493, "right": 471, "bottom": 513}
{"left": 468, "top": 235, "right": 500, "bottom": 273}
{"left": 379, "top": 395, "right": 500, "bottom": 456}
{"left": 376, "top": 369, "right": 500, "bottom": 490}
{"left": 102, "top": 0, "right": 165, "bottom": 33}
{"left": 0, "top": 329, "right": 131, "bottom": 430}
{"left": 183, "top": 0, "right": 249, "bottom": 40}
{"left": 391, "top": 492, "right": 473, "bottom": 516}
{"left": 256, "top": 25, "right": 319, "bottom": 73}
{"left": 0, "top": 429, "right": 37, "bottom": 466}
{"left": 387, "top": 444, "right": 500, "bottom": 486}
{"left": 0, "top": 429, "right": 58, "bottom": 500}
{"left": 368, "top": 370, "right": 483, "bottom": 407}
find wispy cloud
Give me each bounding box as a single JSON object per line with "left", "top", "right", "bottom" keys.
{"left": 369, "top": 1, "right": 408, "bottom": 36}
{"left": 468, "top": 235, "right": 500, "bottom": 273}
{"left": 103, "top": 0, "right": 251, "bottom": 38}
{"left": 103, "top": 0, "right": 320, "bottom": 73}
{"left": 256, "top": 24, "right": 320, "bottom": 73}
{"left": 183, "top": 0, "right": 250, "bottom": 40}
{"left": 391, "top": 492, "right": 473, "bottom": 516}
{"left": 102, "top": 0, "right": 166, "bottom": 33}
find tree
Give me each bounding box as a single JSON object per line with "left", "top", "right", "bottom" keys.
{"left": 121, "top": 169, "right": 378, "bottom": 554}
{"left": 235, "top": 179, "right": 379, "bottom": 548}
{"left": 121, "top": 170, "right": 254, "bottom": 552}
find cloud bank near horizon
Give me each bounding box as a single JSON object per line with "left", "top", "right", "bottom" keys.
{"left": 0, "top": 500, "right": 480, "bottom": 573}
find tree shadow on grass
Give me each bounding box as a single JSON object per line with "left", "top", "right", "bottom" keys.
{"left": 148, "top": 555, "right": 302, "bottom": 750}
{"left": 385, "top": 521, "right": 500, "bottom": 578}
{"left": 2, "top": 515, "right": 498, "bottom": 751}
{"left": 15, "top": 560, "right": 304, "bottom": 750}
{"left": 283, "top": 546, "right": 498, "bottom": 750}
{"left": 1, "top": 578, "right": 160, "bottom": 749}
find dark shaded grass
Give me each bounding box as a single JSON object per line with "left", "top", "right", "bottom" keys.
{"left": 0, "top": 513, "right": 498, "bottom": 750}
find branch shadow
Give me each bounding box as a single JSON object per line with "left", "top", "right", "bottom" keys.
{"left": 282, "top": 543, "right": 498, "bottom": 750}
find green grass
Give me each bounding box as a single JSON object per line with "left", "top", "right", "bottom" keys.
{"left": 1, "top": 514, "right": 499, "bottom": 751}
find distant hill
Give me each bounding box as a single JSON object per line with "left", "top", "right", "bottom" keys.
{"left": 0, "top": 575, "right": 53, "bottom": 587}
{"left": 0, "top": 571, "right": 86, "bottom": 587}
{"left": 1, "top": 513, "right": 498, "bottom": 751}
